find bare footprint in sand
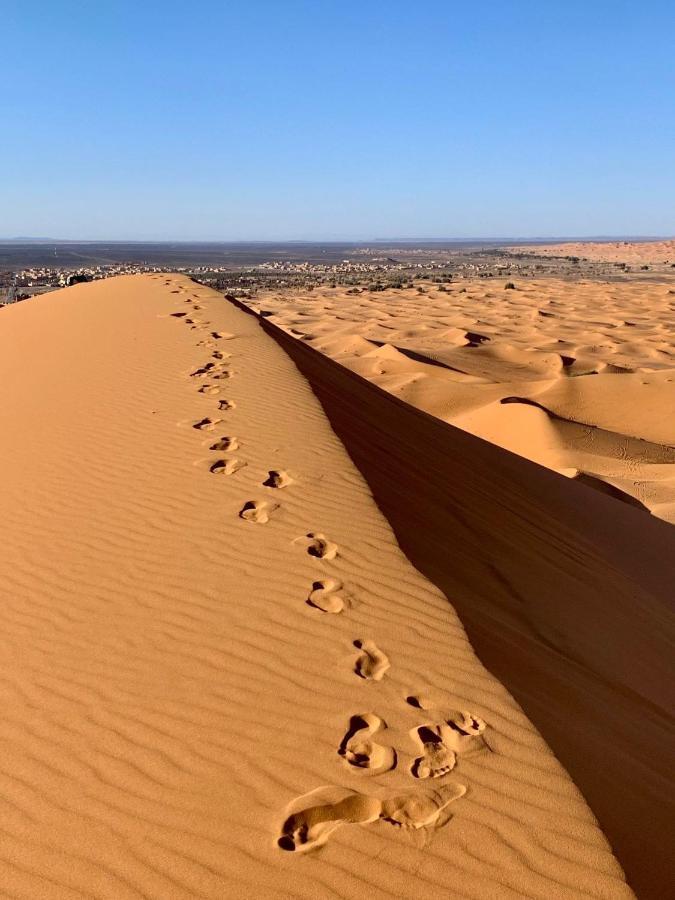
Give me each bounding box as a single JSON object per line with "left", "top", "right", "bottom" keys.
{"left": 212, "top": 350, "right": 230, "bottom": 360}
{"left": 239, "top": 500, "right": 277, "bottom": 524}
{"left": 277, "top": 783, "right": 465, "bottom": 852}
{"left": 411, "top": 725, "right": 457, "bottom": 779}
{"left": 300, "top": 532, "right": 338, "bottom": 560}
{"left": 353, "top": 639, "right": 390, "bottom": 681}
{"left": 170, "top": 311, "right": 187, "bottom": 318}
{"left": 217, "top": 399, "right": 235, "bottom": 411}
{"left": 263, "top": 469, "right": 292, "bottom": 489}
{"left": 198, "top": 384, "right": 220, "bottom": 395}
{"left": 407, "top": 698, "right": 489, "bottom": 776}
{"left": 380, "top": 783, "right": 466, "bottom": 830}
{"left": 277, "top": 787, "right": 381, "bottom": 853}
{"left": 210, "top": 436, "right": 239, "bottom": 452}
{"left": 210, "top": 459, "right": 246, "bottom": 476}
{"left": 210, "top": 369, "right": 234, "bottom": 381}
{"left": 338, "top": 713, "right": 396, "bottom": 775}
{"left": 307, "top": 578, "right": 346, "bottom": 613}
{"left": 191, "top": 363, "right": 217, "bottom": 378}
{"left": 193, "top": 417, "right": 221, "bottom": 431}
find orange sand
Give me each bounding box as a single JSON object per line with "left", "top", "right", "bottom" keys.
{"left": 255, "top": 277, "right": 675, "bottom": 523}
{"left": 505, "top": 239, "right": 675, "bottom": 265}
{"left": 0, "top": 275, "right": 633, "bottom": 898}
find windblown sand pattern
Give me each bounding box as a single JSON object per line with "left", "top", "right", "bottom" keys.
{"left": 254, "top": 277, "right": 675, "bottom": 522}
{"left": 0, "top": 275, "right": 633, "bottom": 898}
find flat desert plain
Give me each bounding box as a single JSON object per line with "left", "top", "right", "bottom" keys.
{"left": 253, "top": 276, "right": 675, "bottom": 523}
{"left": 0, "top": 274, "right": 637, "bottom": 899}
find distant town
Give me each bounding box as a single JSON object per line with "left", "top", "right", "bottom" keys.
{"left": 1, "top": 240, "right": 671, "bottom": 305}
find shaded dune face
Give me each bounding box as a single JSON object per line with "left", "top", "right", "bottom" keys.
{"left": 262, "top": 311, "right": 675, "bottom": 900}
{"left": 0, "top": 274, "right": 637, "bottom": 900}
{"left": 254, "top": 278, "right": 675, "bottom": 522}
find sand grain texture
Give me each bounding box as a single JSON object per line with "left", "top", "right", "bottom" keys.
{"left": 0, "top": 275, "right": 635, "bottom": 899}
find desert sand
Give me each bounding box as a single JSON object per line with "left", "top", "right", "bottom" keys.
{"left": 253, "top": 277, "right": 675, "bottom": 523}
{"left": 0, "top": 274, "right": 637, "bottom": 898}
{"left": 505, "top": 240, "right": 675, "bottom": 265}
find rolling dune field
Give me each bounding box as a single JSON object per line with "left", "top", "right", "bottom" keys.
{"left": 253, "top": 277, "right": 675, "bottom": 522}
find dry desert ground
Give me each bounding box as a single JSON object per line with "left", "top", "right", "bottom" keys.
{"left": 505, "top": 239, "right": 675, "bottom": 265}
{"left": 252, "top": 276, "right": 675, "bottom": 523}
{"left": 0, "top": 274, "right": 673, "bottom": 898}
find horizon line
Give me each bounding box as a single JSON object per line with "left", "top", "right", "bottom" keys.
{"left": 2, "top": 234, "right": 673, "bottom": 245}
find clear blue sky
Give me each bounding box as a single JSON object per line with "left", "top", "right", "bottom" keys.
{"left": 2, "top": 1, "right": 674, "bottom": 240}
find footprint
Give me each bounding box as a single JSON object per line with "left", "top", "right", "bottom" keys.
{"left": 380, "top": 784, "right": 466, "bottom": 830}
{"left": 353, "top": 640, "right": 390, "bottom": 681}
{"left": 198, "top": 384, "right": 220, "bottom": 395}
{"left": 211, "top": 331, "right": 234, "bottom": 340}
{"left": 443, "top": 712, "right": 489, "bottom": 755}
{"left": 411, "top": 725, "right": 457, "bottom": 779}
{"left": 210, "top": 459, "right": 246, "bottom": 476}
{"left": 170, "top": 311, "right": 187, "bottom": 318}
{"left": 406, "top": 699, "right": 489, "bottom": 772}
{"left": 193, "top": 417, "right": 221, "bottom": 431}
{"left": 301, "top": 533, "right": 338, "bottom": 560}
{"left": 212, "top": 350, "right": 230, "bottom": 360}
{"left": 239, "top": 500, "right": 276, "bottom": 524}
{"left": 217, "top": 399, "right": 235, "bottom": 411}
{"left": 210, "top": 436, "right": 239, "bottom": 452}
{"left": 338, "top": 713, "right": 396, "bottom": 775}
{"left": 263, "top": 469, "right": 292, "bottom": 489}
{"left": 277, "top": 787, "right": 381, "bottom": 853}
{"left": 307, "top": 578, "right": 346, "bottom": 613}
{"left": 191, "top": 363, "right": 217, "bottom": 378}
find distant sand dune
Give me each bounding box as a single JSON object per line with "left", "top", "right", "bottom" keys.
{"left": 0, "top": 275, "right": 635, "bottom": 898}
{"left": 504, "top": 239, "right": 675, "bottom": 265}
{"left": 255, "top": 277, "right": 675, "bottom": 521}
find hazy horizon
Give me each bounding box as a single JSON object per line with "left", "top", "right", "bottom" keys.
{"left": 1, "top": 234, "right": 673, "bottom": 245}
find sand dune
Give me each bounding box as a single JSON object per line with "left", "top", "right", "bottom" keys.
{"left": 260, "top": 312, "right": 675, "bottom": 900}
{"left": 255, "top": 278, "right": 675, "bottom": 521}
{"left": 0, "top": 274, "right": 634, "bottom": 898}
{"left": 505, "top": 239, "right": 675, "bottom": 265}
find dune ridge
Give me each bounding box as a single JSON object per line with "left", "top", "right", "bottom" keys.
{"left": 253, "top": 306, "right": 675, "bottom": 900}
{"left": 0, "top": 274, "right": 633, "bottom": 898}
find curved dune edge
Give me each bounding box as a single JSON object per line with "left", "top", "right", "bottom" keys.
{"left": 0, "top": 273, "right": 634, "bottom": 899}
{"left": 251, "top": 303, "right": 675, "bottom": 900}
{"left": 252, "top": 278, "right": 675, "bottom": 522}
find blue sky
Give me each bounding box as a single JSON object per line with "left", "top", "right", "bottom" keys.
{"left": 2, "top": 1, "right": 674, "bottom": 240}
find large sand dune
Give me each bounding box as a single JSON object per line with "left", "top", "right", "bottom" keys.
{"left": 261, "top": 312, "right": 675, "bottom": 900}
{"left": 254, "top": 278, "right": 675, "bottom": 522}
{"left": 0, "top": 275, "right": 636, "bottom": 898}
{"left": 504, "top": 240, "right": 675, "bottom": 265}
